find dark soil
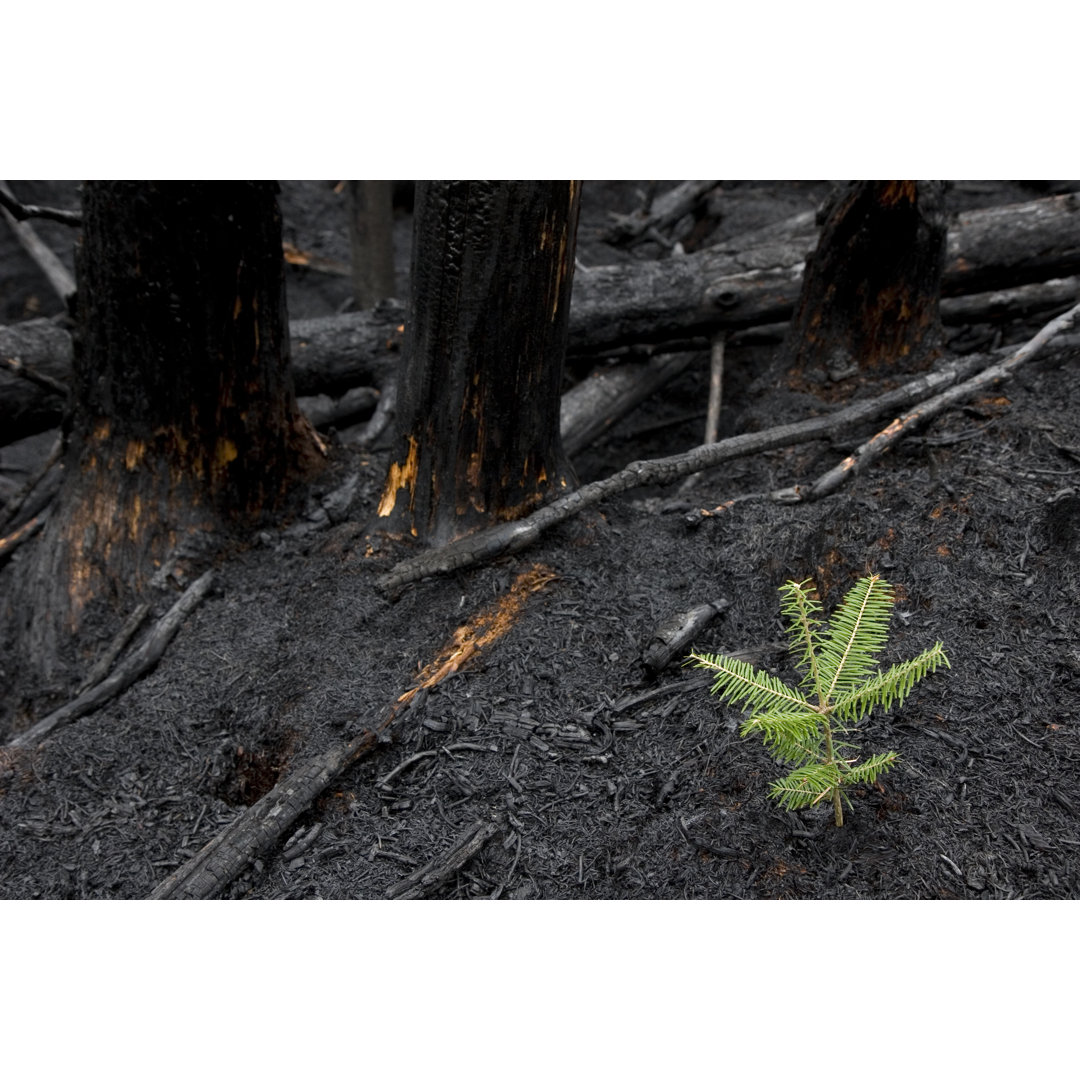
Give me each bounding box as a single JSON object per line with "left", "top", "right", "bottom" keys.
{"left": 2, "top": 181, "right": 1079, "bottom": 899}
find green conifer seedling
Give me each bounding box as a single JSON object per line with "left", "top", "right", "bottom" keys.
{"left": 691, "top": 574, "right": 949, "bottom": 827}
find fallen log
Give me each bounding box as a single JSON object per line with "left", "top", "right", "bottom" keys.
{"left": 5, "top": 195, "right": 1080, "bottom": 443}
{"left": 942, "top": 197, "right": 1080, "bottom": 296}
{"left": 560, "top": 351, "right": 697, "bottom": 456}
{"left": 0, "top": 319, "right": 74, "bottom": 442}
{"left": 296, "top": 384, "right": 379, "bottom": 429}
{"left": 288, "top": 300, "right": 406, "bottom": 396}
{"left": 940, "top": 276, "right": 1080, "bottom": 325}
{"left": 569, "top": 193, "right": 1080, "bottom": 354}
{"left": 727, "top": 277, "right": 1080, "bottom": 349}
{"left": 375, "top": 354, "right": 996, "bottom": 595}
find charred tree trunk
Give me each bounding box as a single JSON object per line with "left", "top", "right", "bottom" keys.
{"left": 787, "top": 181, "right": 949, "bottom": 383}
{"left": 8, "top": 193, "right": 1080, "bottom": 444}
{"left": 376, "top": 181, "right": 580, "bottom": 546}
{"left": 348, "top": 181, "right": 397, "bottom": 308}
{"left": 8, "top": 182, "right": 316, "bottom": 703}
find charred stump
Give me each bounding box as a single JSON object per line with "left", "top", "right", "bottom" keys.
{"left": 787, "top": 181, "right": 948, "bottom": 383}
{"left": 376, "top": 181, "right": 580, "bottom": 546}
{"left": 7, "top": 181, "right": 317, "bottom": 702}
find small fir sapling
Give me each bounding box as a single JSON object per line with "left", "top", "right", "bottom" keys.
{"left": 691, "top": 574, "right": 949, "bottom": 826}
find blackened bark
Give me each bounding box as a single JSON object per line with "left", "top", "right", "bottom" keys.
{"left": 71, "top": 182, "right": 308, "bottom": 513}
{"left": 9, "top": 182, "right": 316, "bottom": 699}
{"left": 787, "top": 181, "right": 949, "bottom": 381}
{"left": 376, "top": 181, "right": 580, "bottom": 546}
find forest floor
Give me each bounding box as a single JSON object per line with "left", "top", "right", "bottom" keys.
{"left": 1, "top": 181, "right": 1079, "bottom": 900}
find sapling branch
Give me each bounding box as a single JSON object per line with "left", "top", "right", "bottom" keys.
{"left": 692, "top": 574, "right": 949, "bottom": 827}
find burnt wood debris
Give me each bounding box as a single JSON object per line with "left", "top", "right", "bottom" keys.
{"left": 1, "top": 181, "right": 1079, "bottom": 901}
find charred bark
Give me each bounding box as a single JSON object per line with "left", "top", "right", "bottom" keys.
{"left": 7, "top": 182, "right": 317, "bottom": 699}
{"left": 787, "top": 181, "right": 949, "bottom": 382}
{"left": 376, "top": 181, "right": 580, "bottom": 545}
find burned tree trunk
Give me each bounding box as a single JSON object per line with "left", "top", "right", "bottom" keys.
{"left": 376, "top": 181, "right": 580, "bottom": 546}
{"left": 787, "top": 181, "right": 949, "bottom": 382}
{"left": 8, "top": 182, "right": 317, "bottom": 701}
{"left": 8, "top": 193, "right": 1080, "bottom": 443}
{"left": 348, "top": 181, "right": 397, "bottom": 308}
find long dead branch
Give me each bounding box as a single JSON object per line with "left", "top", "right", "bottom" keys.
{"left": 375, "top": 356, "right": 994, "bottom": 595}
{"left": 780, "top": 297, "right": 1080, "bottom": 503}
{"left": 6, "top": 570, "right": 215, "bottom": 750}
{"left": 0, "top": 319, "right": 77, "bottom": 443}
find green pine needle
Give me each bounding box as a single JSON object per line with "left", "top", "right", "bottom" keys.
{"left": 692, "top": 574, "right": 949, "bottom": 827}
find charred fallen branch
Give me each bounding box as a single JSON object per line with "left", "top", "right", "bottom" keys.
{"left": 560, "top": 352, "right": 696, "bottom": 456}
{"left": 375, "top": 356, "right": 996, "bottom": 594}
{"left": 385, "top": 818, "right": 503, "bottom": 899}
{"left": 602, "top": 180, "right": 720, "bottom": 247}
{"left": 642, "top": 599, "right": 729, "bottom": 675}
{"left": 0, "top": 513, "right": 46, "bottom": 567}
{"left": 5, "top": 195, "right": 1080, "bottom": 444}
{"left": 6, "top": 569, "right": 215, "bottom": 750}
{"left": 773, "top": 298, "right": 1080, "bottom": 504}
{"left": 288, "top": 302, "right": 406, "bottom": 395}
{"left": 150, "top": 564, "right": 556, "bottom": 899}
{"left": 149, "top": 720, "right": 399, "bottom": 899}
{"left": 0, "top": 183, "right": 82, "bottom": 226}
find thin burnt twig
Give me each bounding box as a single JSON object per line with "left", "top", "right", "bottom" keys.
{"left": 0, "top": 182, "right": 82, "bottom": 226}
{"left": 385, "top": 818, "right": 502, "bottom": 899}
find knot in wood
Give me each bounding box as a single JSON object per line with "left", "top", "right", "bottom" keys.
{"left": 706, "top": 285, "right": 741, "bottom": 309}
